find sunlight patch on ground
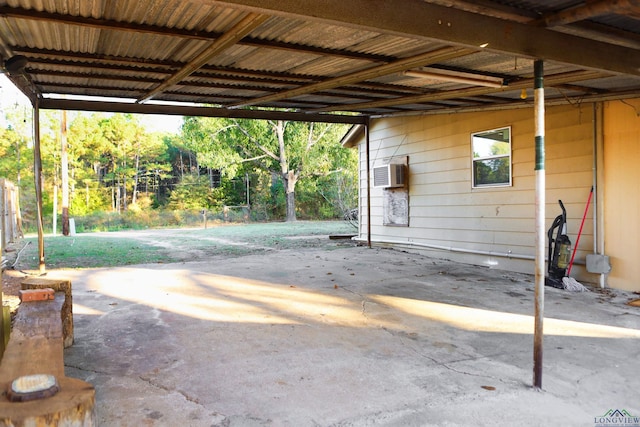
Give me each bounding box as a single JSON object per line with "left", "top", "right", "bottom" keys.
{"left": 85, "top": 268, "right": 371, "bottom": 326}
{"left": 372, "top": 295, "right": 640, "bottom": 339}
{"left": 72, "top": 303, "right": 105, "bottom": 316}
{"left": 73, "top": 266, "right": 640, "bottom": 339}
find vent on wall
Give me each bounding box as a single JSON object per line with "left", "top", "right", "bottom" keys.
{"left": 373, "top": 163, "right": 406, "bottom": 188}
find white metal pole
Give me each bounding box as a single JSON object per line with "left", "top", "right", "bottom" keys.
{"left": 533, "top": 60, "right": 545, "bottom": 390}
{"left": 365, "top": 118, "right": 371, "bottom": 248}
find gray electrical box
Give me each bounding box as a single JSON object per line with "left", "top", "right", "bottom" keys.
{"left": 586, "top": 254, "right": 611, "bottom": 274}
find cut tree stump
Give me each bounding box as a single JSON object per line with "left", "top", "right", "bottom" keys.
{"left": 21, "top": 277, "right": 74, "bottom": 348}
{"left": 0, "top": 292, "right": 95, "bottom": 426}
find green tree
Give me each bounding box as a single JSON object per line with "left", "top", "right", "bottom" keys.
{"left": 98, "top": 114, "right": 137, "bottom": 211}
{"left": 66, "top": 113, "right": 111, "bottom": 214}
{"left": 68, "top": 113, "right": 172, "bottom": 213}
{"left": 181, "top": 117, "right": 350, "bottom": 221}
{"left": 0, "top": 127, "right": 29, "bottom": 184}
{"left": 167, "top": 174, "right": 225, "bottom": 210}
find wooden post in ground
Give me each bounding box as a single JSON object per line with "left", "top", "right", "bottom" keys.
{"left": 33, "top": 100, "right": 45, "bottom": 274}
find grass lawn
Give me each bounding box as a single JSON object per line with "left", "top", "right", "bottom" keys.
{"left": 11, "top": 220, "right": 357, "bottom": 270}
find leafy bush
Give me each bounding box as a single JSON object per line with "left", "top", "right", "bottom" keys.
{"left": 59, "top": 207, "right": 252, "bottom": 233}
{"left": 167, "top": 175, "right": 225, "bottom": 210}
{"left": 69, "top": 185, "right": 111, "bottom": 215}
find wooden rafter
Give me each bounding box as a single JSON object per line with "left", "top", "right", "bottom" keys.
{"left": 229, "top": 46, "right": 474, "bottom": 108}
{"left": 30, "top": 69, "right": 421, "bottom": 107}
{"left": 0, "top": 6, "right": 393, "bottom": 63}
{"left": 311, "top": 70, "right": 608, "bottom": 112}
{"left": 17, "top": 46, "right": 473, "bottom": 103}
{"left": 19, "top": 49, "right": 433, "bottom": 95}
{"left": 536, "top": 0, "right": 640, "bottom": 27}
{"left": 137, "top": 12, "right": 269, "bottom": 102}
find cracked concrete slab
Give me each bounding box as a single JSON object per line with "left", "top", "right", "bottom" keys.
{"left": 46, "top": 245, "right": 640, "bottom": 426}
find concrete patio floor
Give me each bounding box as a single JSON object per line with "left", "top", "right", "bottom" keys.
{"left": 46, "top": 245, "right": 640, "bottom": 426}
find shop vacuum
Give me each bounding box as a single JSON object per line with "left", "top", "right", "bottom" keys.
{"left": 546, "top": 200, "right": 572, "bottom": 289}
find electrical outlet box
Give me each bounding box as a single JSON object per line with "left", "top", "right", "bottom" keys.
{"left": 586, "top": 254, "right": 611, "bottom": 274}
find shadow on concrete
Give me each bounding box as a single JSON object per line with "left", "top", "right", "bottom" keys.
{"left": 46, "top": 246, "right": 640, "bottom": 426}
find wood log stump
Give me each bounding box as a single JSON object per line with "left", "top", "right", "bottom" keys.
{"left": 21, "top": 278, "right": 74, "bottom": 348}
{"left": 0, "top": 293, "right": 95, "bottom": 426}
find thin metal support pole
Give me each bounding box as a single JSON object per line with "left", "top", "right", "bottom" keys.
{"left": 533, "top": 60, "right": 545, "bottom": 390}
{"left": 365, "top": 118, "right": 371, "bottom": 248}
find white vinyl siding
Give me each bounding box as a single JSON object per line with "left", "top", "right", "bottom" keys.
{"left": 357, "top": 104, "right": 596, "bottom": 276}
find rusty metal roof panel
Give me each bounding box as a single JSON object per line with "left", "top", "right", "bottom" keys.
{"left": 1, "top": 0, "right": 638, "bottom": 119}
{"left": 352, "top": 35, "right": 443, "bottom": 58}
{"left": 441, "top": 52, "right": 581, "bottom": 81}
{"left": 106, "top": 1, "right": 243, "bottom": 31}
{"left": 229, "top": 46, "right": 318, "bottom": 72}
{"left": 579, "top": 75, "right": 640, "bottom": 91}
{"left": 291, "top": 57, "right": 374, "bottom": 78}
{"left": 492, "top": 0, "right": 578, "bottom": 14}
{"left": 95, "top": 32, "right": 175, "bottom": 61}
{"left": 203, "top": 44, "right": 261, "bottom": 68}
{"left": 0, "top": 16, "right": 18, "bottom": 46}
{"left": 595, "top": 13, "right": 640, "bottom": 35}
{"left": 268, "top": 21, "right": 380, "bottom": 51}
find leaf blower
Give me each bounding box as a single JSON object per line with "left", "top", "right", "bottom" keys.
{"left": 546, "top": 200, "right": 572, "bottom": 289}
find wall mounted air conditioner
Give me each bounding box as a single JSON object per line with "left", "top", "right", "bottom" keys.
{"left": 373, "top": 163, "right": 406, "bottom": 188}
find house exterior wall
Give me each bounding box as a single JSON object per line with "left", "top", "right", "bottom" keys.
{"left": 603, "top": 99, "right": 640, "bottom": 292}
{"left": 357, "top": 103, "right": 599, "bottom": 284}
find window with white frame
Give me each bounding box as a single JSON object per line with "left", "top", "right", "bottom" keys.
{"left": 471, "top": 126, "right": 512, "bottom": 188}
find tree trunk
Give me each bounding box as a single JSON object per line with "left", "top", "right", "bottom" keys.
{"left": 122, "top": 165, "right": 128, "bottom": 211}
{"left": 53, "top": 184, "right": 57, "bottom": 236}
{"left": 284, "top": 169, "right": 297, "bottom": 222}
{"left": 273, "top": 120, "right": 297, "bottom": 222}
{"left": 132, "top": 147, "right": 140, "bottom": 205}
{"left": 61, "top": 110, "right": 69, "bottom": 236}
{"left": 115, "top": 185, "right": 121, "bottom": 213}
{"left": 286, "top": 191, "right": 296, "bottom": 221}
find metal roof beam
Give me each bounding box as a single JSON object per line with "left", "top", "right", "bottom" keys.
{"left": 38, "top": 98, "right": 367, "bottom": 125}
{"left": 5, "top": 73, "right": 41, "bottom": 105}
{"left": 407, "top": 0, "right": 640, "bottom": 49}
{"left": 207, "top": 0, "right": 640, "bottom": 76}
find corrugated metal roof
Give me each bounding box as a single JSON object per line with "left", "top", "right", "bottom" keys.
{"left": 0, "top": 0, "right": 638, "bottom": 121}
